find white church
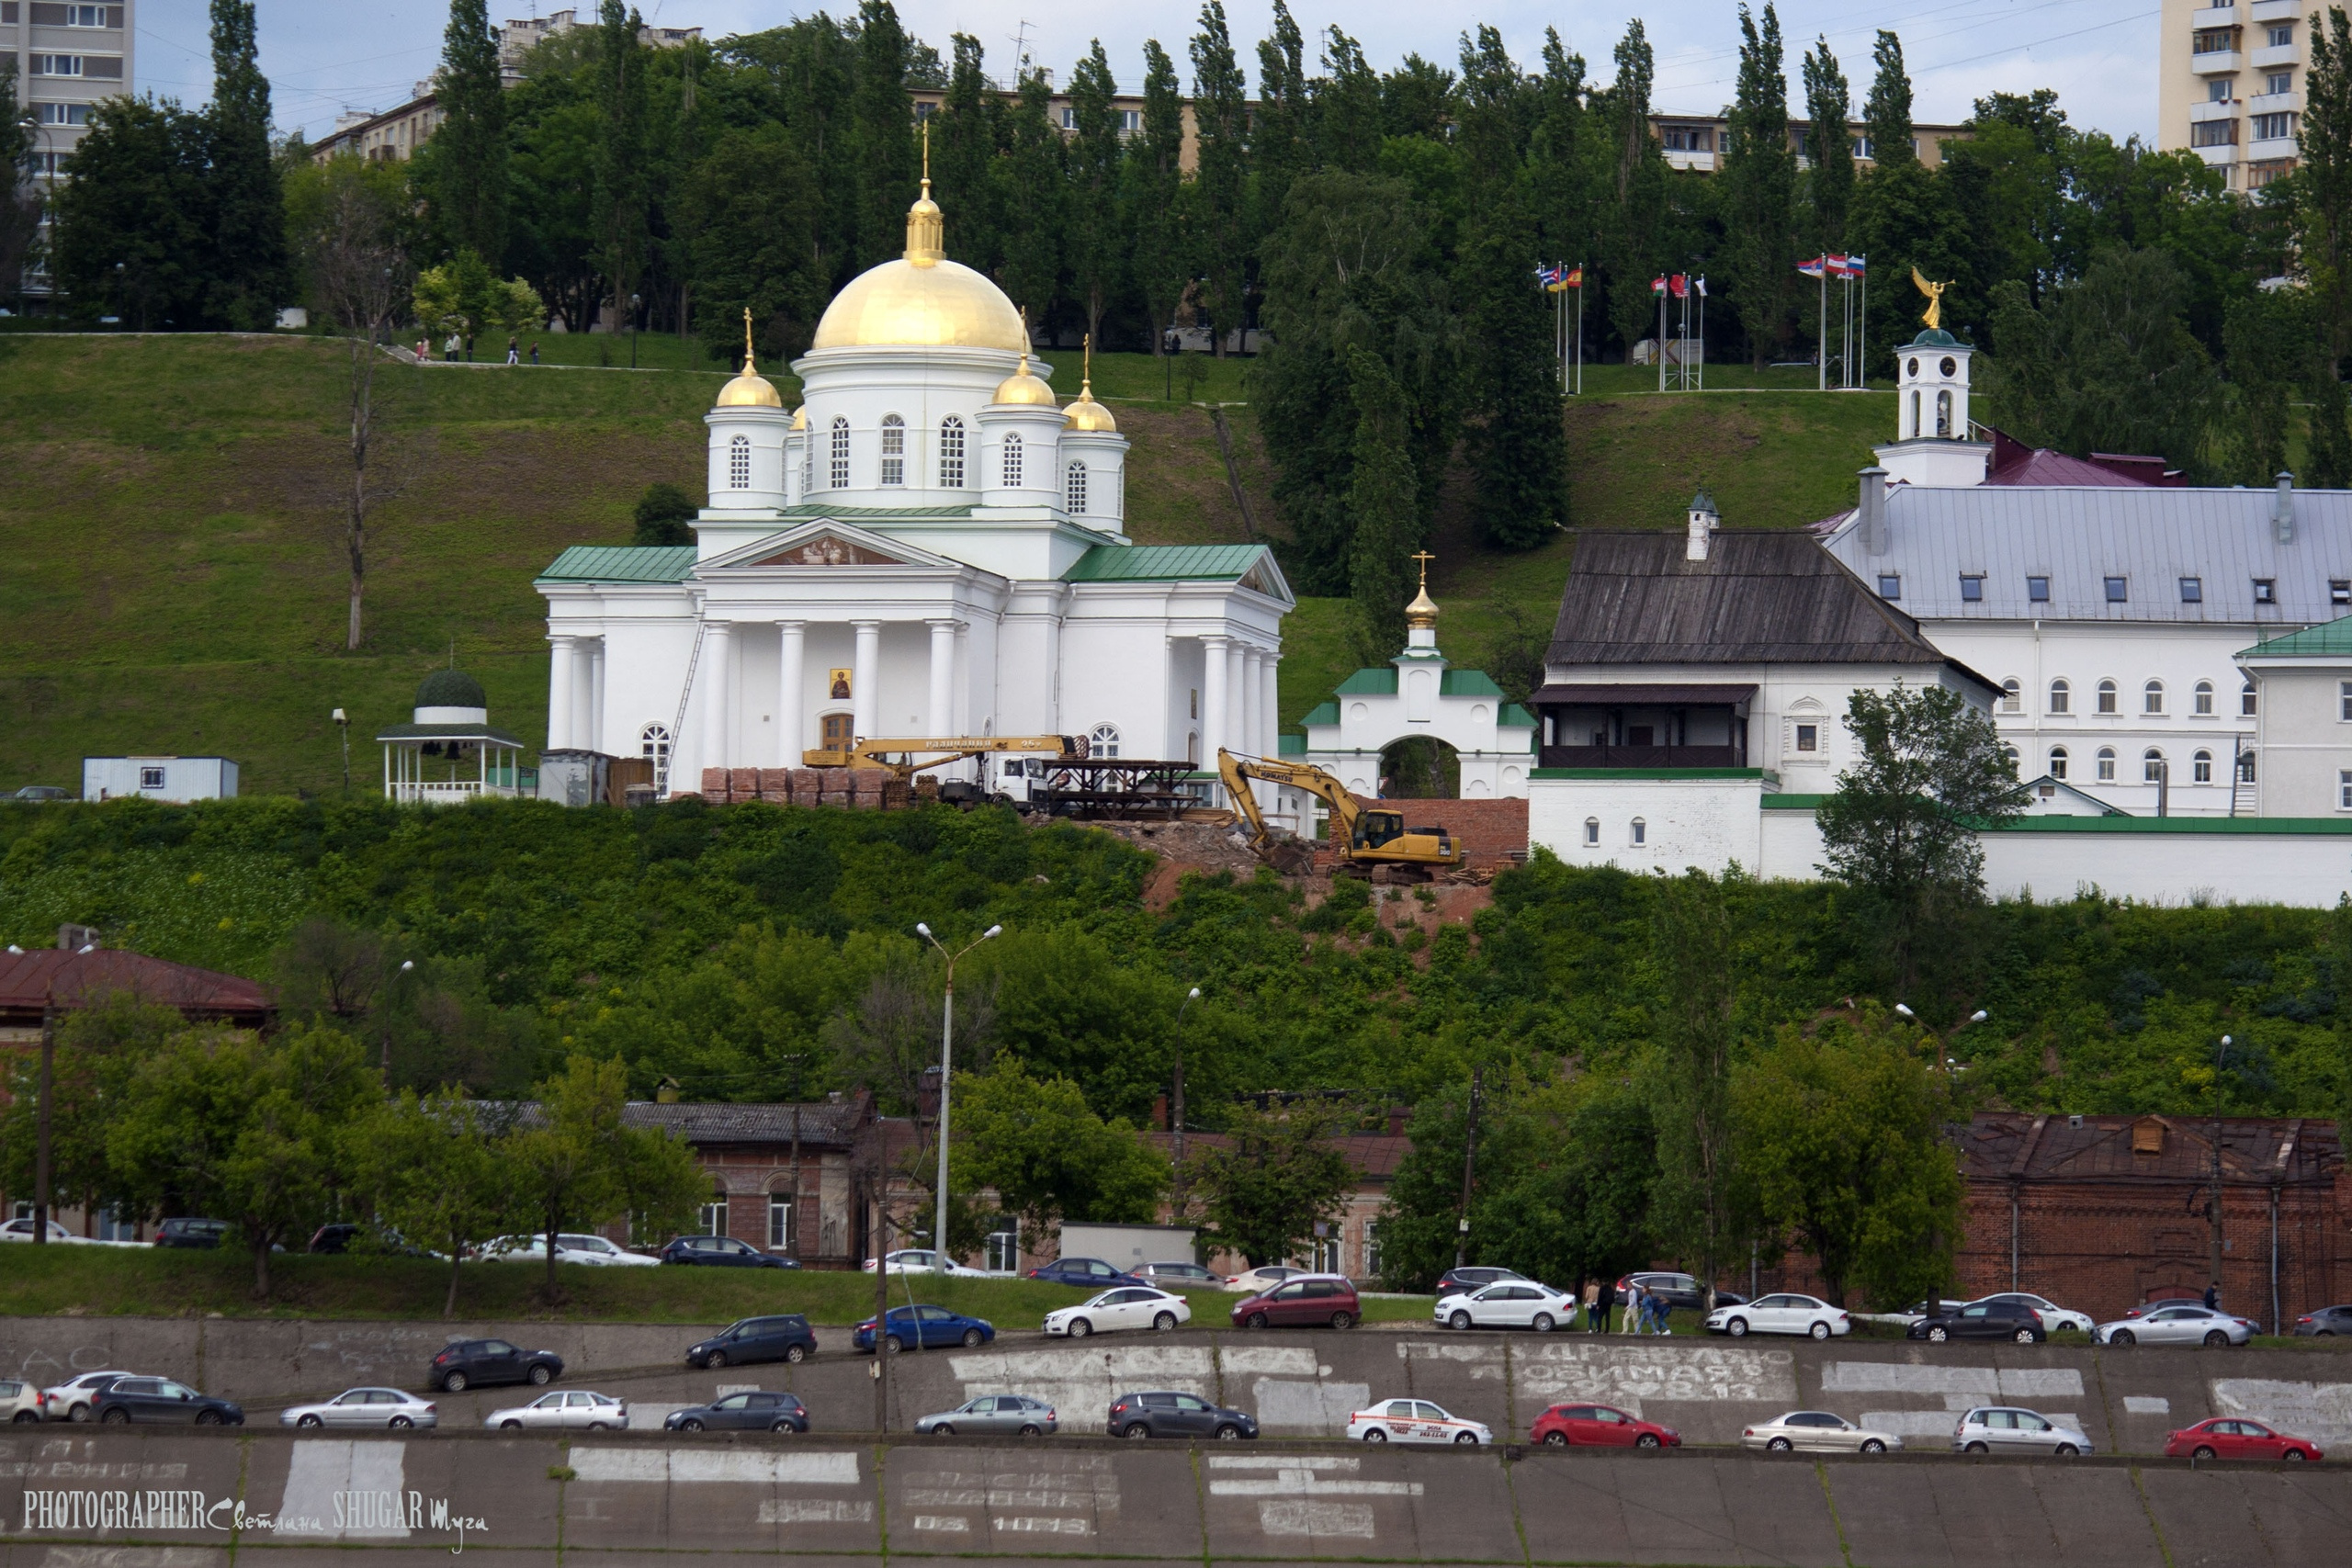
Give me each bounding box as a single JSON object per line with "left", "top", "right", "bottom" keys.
{"left": 536, "top": 175, "right": 1293, "bottom": 796}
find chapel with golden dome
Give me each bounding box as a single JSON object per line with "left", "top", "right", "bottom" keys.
{"left": 534, "top": 172, "right": 1295, "bottom": 807}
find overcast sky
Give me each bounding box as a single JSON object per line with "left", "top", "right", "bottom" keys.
{"left": 136, "top": 0, "right": 2159, "bottom": 148}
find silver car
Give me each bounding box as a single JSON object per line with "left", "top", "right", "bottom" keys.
{"left": 2096, "top": 1303, "right": 2255, "bottom": 1347}
{"left": 1741, "top": 1411, "right": 1903, "bottom": 1454}
{"left": 42, "top": 1371, "right": 133, "bottom": 1423}
{"left": 279, "top": 1388, "right": 440, "bottom": 1430}
{"left": 914, "top": 1394, "right": 1059, "bottom": 1436}
{"left": 1952, "top": 1406, "right": 2091, "bottom": 1456}
{"left": 484, "top": 1390, "right": 628, "bottom": 1430}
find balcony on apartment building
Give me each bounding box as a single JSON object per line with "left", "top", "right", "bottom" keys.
{"left": 2193, "top": 47, "right": 2245, "bottom": 73}
{"left": 2249, "top": 0, "right": 2301, "bottom": 19}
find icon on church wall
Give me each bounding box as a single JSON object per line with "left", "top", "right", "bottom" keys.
{"left": 829, "top": 669, "right": 854, "bottom": 700}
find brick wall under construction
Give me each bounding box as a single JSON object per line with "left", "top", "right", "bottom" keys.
{"left": 1308, "top": 795, "right": 1531, "bottom": 872}
{"left": 690, "top": 767, "right": 914, "bottom": 807}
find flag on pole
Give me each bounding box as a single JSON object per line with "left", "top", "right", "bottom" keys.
{"left": 1668, "top": 274, "right": 1689, "bottom": 298}
{"left": 1838, "top": 254, "right": 1867, "bottom": 276}
{"left": 1798, "top": 255, "right": 1826, "bottom": 278}
{"left": 1694, "top": 276, "right": 1707, "bottom": 297}
{"left": 1651, "top": 276, "right": 1668, "bottom": 295}
{"left": 1564, "top": 265, "right": 1584, "bottom": 288}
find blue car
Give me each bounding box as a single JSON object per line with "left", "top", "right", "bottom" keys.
{"left": 854, "top": 1304, "right": 995, "bottom": 1354}
{"left": 1027, "top": 1257, "right": 1146, "bottom": 1289}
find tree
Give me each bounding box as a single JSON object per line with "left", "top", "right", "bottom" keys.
{"left": 504, "top": 1055, "right": 705, "bottom": 1297}
{"left": 1253, "top": 2, "right": 1311, "bottom": 228}
{"left": 633, "top": 481, "right": 698, "bottom": 546}
{"left": 1596, "top": 21, "right": 1668, "bottom": 364}
{"left": 935, "top": 34, "right": 1002, "bottom": 279}
{"left": 996, "top": 69, "right": 1066, "bottom": 328}
{"left": 2300, "top": 6, "right": 2352, "bottom": 351}
{"left": 2222, "top": 288, "right": 2307, "bottom": 485}
{"left": 1315, "top": 28, "right": 1383, "bottom": 176}
{"left": 359, "top": 1089, "right": 515, "bottom": 1316}
{"left": 1645, "top": 870, "right": 1743, "bottom": 1298}
{"left": 1459, "top": 186, "right": 1567, "bottom": 550}
{"left": 949, "top": 1058, "right": 1165, "bottom": 1238}
{"left": 1801, "top": 38, "right": 1854, "bottom": 254}
{"left": 0, "top": 58, "right": 40, "bottom": 306}
{"left": 1129, "top": 39, "right": 1190, "bottom": 372}
{"left": 1862, "top": 29, "right": 1914, "bottom": 170}
{"left": 0, "top": 998, "right": 178, "bottom": 1235}
{"left": 416, "top": 0, "right": 510, "bottom": 265}
{"left": 1184, "top": 1099, "right": 1354, "bottom": 1267}
{"left": 1735, "top": 1015, "right": 1962, "bottom": 1308}
{"left": 678, "top": 123, "right": 822, "bottom": 363}
{"left": 1190, "top": 1, "right": 1250, "bottom": 355}
{"left": 1345, "top": 347, "right": 1422, "bottom": 657}
{"left": 50, "top": 98, "right": 212, "bottom": 328}
{"left": 1066, "top": 40, "right": 1122, "bottom": 349}
{"left": 1475, "top": 1083, "right": 1657, "bottom": 1293}
{"left": 850, "top": 0, "right": 916, "bottom": 273}
{"left": 591, "top": 0, "right": 650, "bottom": 341}
{"left": 1723, "top": 5, "right": 1797, "bottom": 367}
{"left": 204, "top": 0, "right": 288, "bottom": 329}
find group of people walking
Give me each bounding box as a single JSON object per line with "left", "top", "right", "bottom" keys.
{"left": 1579, "top": 1278, "right": 1675, "bottom": 1334}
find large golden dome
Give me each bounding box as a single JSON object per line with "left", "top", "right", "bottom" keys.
{"left": 810, "top": 176, "right": 1026, "bottom": 353}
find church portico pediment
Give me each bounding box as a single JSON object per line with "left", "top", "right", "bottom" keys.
{"left": 699, "top": 518, "right": 964, "bottom": 575}
{"left": 752, "top": 533, "right": 903, "bottom": 568}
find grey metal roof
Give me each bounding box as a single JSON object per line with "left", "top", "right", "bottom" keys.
{"left": 484, "top": 1099, "right": 869, "bottom": 1145}
{"left": 1549, "top": 532, "right": 1965, "bottom": 672}
{"left": 1821, "top": 483, "right": 2352, "bottom": 625}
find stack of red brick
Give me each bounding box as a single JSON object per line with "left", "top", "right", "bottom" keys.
{"left": 1309, "top": 795, "right": 1531, "bottom": 871}
{"left": 689, "top": 767, "right": 914, "bottom": 808}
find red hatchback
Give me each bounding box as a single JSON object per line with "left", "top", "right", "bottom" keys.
{"left": 2165, "top": 1417, "right": 2323, "bottom": 1462}
{"left": 1230, "top": 1274, "right": 1361, "bottom": 1330}
{"left": 1532, "top": 1403, "right": 1682, "bottom": 1450}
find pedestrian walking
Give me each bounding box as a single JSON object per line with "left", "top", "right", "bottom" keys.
{"left": 1625, "top": 1280, "right": 1647, "bottom": 1335}
{"left": 529, "top": 340, "right": 540, "bottom": 366}
{"left": 1593, "top": 1279, "right": 1616, "bottom": 1336}
{"left": 2203, "top": 1282, "right": 2220, "bottom": 1312}
{"left": 505, "top": 335, "right": 519, "bottom": 366}
{"left": 1580, "top": 1280, "right": 1600, "bottom": 1331}
{"left": 414, "top": 336, "right": 428, "bottom": 363}
{"left": 1652, "top": 1295, "right": 1672, "bottom": 1336}
{"left": 444, "top": 332, "right": 460, "bottom": 362}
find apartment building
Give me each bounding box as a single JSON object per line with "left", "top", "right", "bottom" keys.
{"left": 1650, "top": 111, "right": 1968, "bottom": 174}
{"left": 3, "top": 1, "right": 131, "bottom": 175}
{"left": 497, "top": 7, "right": 701, "bottom": 84}
{"left": 908, "top": 85, "right": 1194, "bottom": 173}
{"left": 2158, "top": 0, "right": 2304, "bottom": 190}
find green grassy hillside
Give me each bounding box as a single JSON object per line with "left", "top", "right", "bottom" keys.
{"left": 0, "top": 334, "right": 1892, "bottom": 795}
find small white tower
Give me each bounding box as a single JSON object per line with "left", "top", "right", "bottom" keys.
{"left": 1872, "top": 327, "right": 1990, "bottom": 488}
{"left": 1685, "top": 488, "right": 1719, "bottom": 560}
{"left": 975, "top": 350, "right": 1067, "bottom": 511}
{"left": 1058, "top": 337, "right": 1130, "bottom": 536}
{"left": 699, "top": 309, "right": 790, "bottom": 553}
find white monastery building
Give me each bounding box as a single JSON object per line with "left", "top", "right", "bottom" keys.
{"left": 536, "top": 175, "right": 1292, "bottom": 794}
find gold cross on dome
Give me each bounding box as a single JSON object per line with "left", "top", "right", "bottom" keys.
{"left": 741, "top": 306, "right": 755, "bottom": 368}
{"left": 1412, "top": 550, "right": 1435, "bottom": 588}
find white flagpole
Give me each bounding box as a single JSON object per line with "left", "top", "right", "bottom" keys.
{"left": 1819, "top": 265, "right": 1827, "bottom": 391}
{"left": 1575, "top": 268, "right": 1584, "bottom": 396}
{"left": 1657, "top": 286, "right": 1666, "bottom": 394}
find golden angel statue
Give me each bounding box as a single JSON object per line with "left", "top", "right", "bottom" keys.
{"left": 1911, "top": 267, "right": 1948, "bottom": 332}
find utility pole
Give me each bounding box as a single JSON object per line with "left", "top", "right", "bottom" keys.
{"left": 1454, "top": 1066, "right": 1482, "bottom": 1269}
{"left": 916, "top": 922, "right": 1001, "bottom": 1276}
{"left": 2210, "top": 1034, "right": 2232, "bottom": 1304}
{"left": 1171, "top": 987, "right": 1201, "bottom": 1217}
{"left": 872, "top": 1192, "right": 892, "bottom": 1431}
{"left": 33, "top": 995, "right": 55, "bottom": 1247}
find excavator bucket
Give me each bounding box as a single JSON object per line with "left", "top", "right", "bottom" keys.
{"left": 1256, "top": 839, "right": 1317, "bottom": 876}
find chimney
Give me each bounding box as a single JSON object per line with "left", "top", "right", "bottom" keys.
{"left": 1858, "top": 467, "right": 1889, "bottom": 557}
{"left": 1153, "top": 1093, "right": 1170, "bottom": 1131}
{"left": 1685, "top": 489, "right": 1719, "bottom": 561}
{"left": 2274, "top": 470, "right": 2295, "bottom": 545}
{"left": 57, "top": 923, "right": 98, "bottom": 952}
{"left": 1387, "top": 1105, "right": 1410, "bottom": 1137}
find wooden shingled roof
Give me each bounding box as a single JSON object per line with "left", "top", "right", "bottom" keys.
{"left": 1547, "top": 531, "right": 1966, "bottom": 671}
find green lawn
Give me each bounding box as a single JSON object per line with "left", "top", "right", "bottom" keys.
{"left": 0, "top": 1245, "right": 1434, "bottom": 1325}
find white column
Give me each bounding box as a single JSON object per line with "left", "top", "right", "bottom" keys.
{"left": 1202, "top": 635, "right": 1229, "bottom": 769}
{"left": 1261, "top": 649, "right": 1280, "bottom": 758}
{"left": 954, "top": 623, "right": 973, "bottom": 736}
{"left": 852, "top": 620, "right": 882, "bottom": 740}
{"left": 927, "top": 619, "right": 957, "bottom": 737}
{"left": 1226, "top": 639, "right": 1249, "bottom": 756}
{"left": 1242, "top": 647, "right": 1263, "bottom": 761}
{"left": 548, "top": 635, "right": 578, "bottom": 750}
{"left": 702, "top": 621, "right": 734, "bottom": 777}
{"left": 776, "top": 621, "right": 806, "bottom": 768}
{"left": 586, "top": 638, "right": 606, "bottom": 754}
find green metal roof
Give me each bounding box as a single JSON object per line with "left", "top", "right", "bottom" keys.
{"left": 1060, "top": 543, "right": 1273, "bottom": 582}
{"left": 1500, "top": 703, "right": 1537, "bottom": 729}
{"left": 1299, "top": 701, "right": 1340, "bottom": 728}
{"left": 2239, "top": 616, "right": 2352, "bottom": 659}
{"left": 1440, "top": 669, "right": 1505, "bottom": 697}
{"left": 1278, "top": 732, "right": 1307, "bottom": 755}
{"left": 1334, "top": 668, "right": 1399, "bottom": 695}
{"left": 538, "top": 545, "right": 698, "bottom": 584}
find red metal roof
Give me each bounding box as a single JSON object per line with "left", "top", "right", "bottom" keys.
{"left": 1984, "top": 430, "right": 2186, "bottom": 488}
{"left": 0, "top": 948, "right": 274, "bottom": 1024}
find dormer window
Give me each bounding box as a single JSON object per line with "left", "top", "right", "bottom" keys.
{"left": 2255, "top": 578, "right": 2278, "bottom": 604}
{"left": 2179, "top": 577, "right": 2202, "bottom": 603}
{"left": 1959, "top": 574, "right": 1984, "bottom": 603}
{"left": 2104, "top": 576, "right": 2128, "bottom": 603}
{"left": 2028, "top": 576, "right": 2050, "bottom": 603}
{"left": 1877, "top": 574, "right": 1901, "bottom": 600}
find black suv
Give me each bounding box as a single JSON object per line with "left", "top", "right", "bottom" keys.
{"left": 658, "top": 1235, "right": 799, "bottom": 1268}
{"left": 93, "top": 1378, "right": 243, "bottom": 1427}
{"left": 428, "top": 1338, "right": 565, "bottom": 1393}
{"left": 1435, "top": 1266, "right": 1525, "bottom": 1296}
{"left": 1908, "top": 1302, "right": 2045, "bottom": 1343}
{"left": 1028, "top": 1257, "right": 1144, "bottom": 1288}
{"left": 156, "top": 1218, "right": 230, "bottom": 1249}
{"left": 686, "top": 1314, "right": 817, "bottom": 1369}
{"left": 1106, "top": 1391, "right": 1258, "bottom": 1440}
{"left": 1623, "top": 1271, "right": 1747, "bottom": 1313}
{"left": 663, "top": 1392, "right": 810, "bottom": 1433}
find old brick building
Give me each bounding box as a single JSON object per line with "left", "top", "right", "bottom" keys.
{"left": 612, "top": 1097, "right": 883, "bottom": 1267}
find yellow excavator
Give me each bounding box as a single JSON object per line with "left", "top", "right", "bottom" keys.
{"left": 1216, "top": 750, "right": 1466, "bottom": 881}
{"left": 804, "top": 733, "right": 1090, "bottom": 783}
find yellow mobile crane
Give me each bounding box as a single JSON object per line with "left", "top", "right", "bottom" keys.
{"left": 1216, "top": 750, "right": 1466, "bottom": 880}
{"left": 801, "top": 733, "right": 1090, "bottom": 783}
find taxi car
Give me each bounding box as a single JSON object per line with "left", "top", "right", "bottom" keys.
{"left": 1346, "top": 1397, "right": 1493, "bottom": 1446}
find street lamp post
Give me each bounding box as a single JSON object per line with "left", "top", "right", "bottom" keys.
{"left": 1171, "top": 987, "right": 1202, "bottom": 1216}
{"left": 2211, "top": 1033, "right": 2233, "bottom": 1306}
{"left": 333, "top": 707, "right": 351, "bottom": 796}
{"left": 916, "top": 921, "right": 1001, "bottom": 1275}
{"left": 629, "top": 292, "right": 641, "bottom": 369}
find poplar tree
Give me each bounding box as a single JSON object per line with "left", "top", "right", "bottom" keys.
{"left": 1189, "top": 1, "right": 1249, "bottom": 355}
{"left": 1129, "top": 39, "right": 1190, "bottom": 371}
{"left": 205, "top": 0, "right": 288, "bottom": 329}
{"left": 1863, "top": 29, "right": 1915, "bottom": 168}
{"left": 1315, "top": 28, "right": 1383, "bottom": 175}
{"left": 592, "top": 1, "right": 648, "bottom": 335}
{"left": 851, "top": 0, "right": 916, "bottom": 272}
{"left": 1802, "top": 38, "right": 1853, "bottom": 250}
{"left": 1344, "top": 347, "right": 1421, "bottom": 657}
{"left": 996, "top": 68, "right": 1065, "bottom": 330}
{"left": 1067, "top": 41, "right": 1122, "bottom": 348}
{"left": 936, "top": 35, "right": 1002, "bottom": 276}
{"left": 2300, "top": 7, "right": 2352, "bottom": 352}
{"left": 1723, "top": 4, "right": 1796, "bottom": 368}
{"left": 1597, "top": 21, "right": 1667, "bottom": 364}
{"left": 1460, "top": 187, "right": 1567, "bottom": 549}
{"left": 1253, "top": 1, "right": 1310, "bottom": 231}
{"left": 419, "top": 0, "right": 510, "bottom": 265}
{"left": 0, "top": 58, "right": 39, "bottom": 301}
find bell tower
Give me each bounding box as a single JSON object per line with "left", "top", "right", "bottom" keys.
{"left": 1872, "top": 326, "right": 1991, "bottom": 488}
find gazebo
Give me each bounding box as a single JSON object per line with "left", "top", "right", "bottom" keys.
{"left": 378, "top": 669, "right": 531, "bottom": 804}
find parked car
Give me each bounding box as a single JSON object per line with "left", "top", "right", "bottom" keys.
{"left": 0, "top": 1379, "right": 44, "bottom": 1423}
{"left": 1028, "top": 1257, "right": 1145, "bottom": 1288}
{"left": 1045, "top": 1287, "right": 1191, "bottom": 1338}
{"left": 554, "top": 1233, "right": 661, "bottom": 1267}
{"left": 1433, "top": 1265, "right": 1525, "bottom": 1296}
{"left": 485, "top": 1391, "right": 628, "bottom": 1431}
{"left": 686, "top": 1314, "right": 817, "bottom": 1369}
{"left": 1952, "top": 1406, "right": 2092, "bottom": 1456}
{"left": 2096, "top": 1304, "right": 2254, "bottom": 1348}
{"left": 1105, "top": 1391, "right": 1257, "bottom": 1440}
{"left": 156, "top": 1218, "right": 231, "bottom": 1250}
{"left": 658, "top": 1235, "right": 799, "bottom": 1269}
{"left": 480, "top": 1234, "right": 645, "bottom": 1266}
{"left": 866, "top": 1248, "right": 988, "bottom": 1277}
{"left": 664, "top": 1392, "right": 808, "bottom": 1433}
{"left": 1620, "top": 1272, "right": 1745, "bottom": 1313}
{"left": 278, "top": 1389, "right": 440, "bottom": 1430}
{"left": 854, "top": 1304, "right": 994, "bottom": 1353}
{"left": 1531, "top": 1403, "right": 1681, "bottom": 1449}
{"left": 1346, "top": 1398, "right": 1492, "bottom": 1446}
{"left": 1224, "top": 1265, "right": 1303, "bottom": 1294}
{"left": 42, "top": 1371, "right": 132, "bottom": 1422}
{"left": 428, "top": 1338, "right": 564, "bottom": 1393}
{"left": 1232, "top": 1274, "right": 1360, "bottom": 1330}
{"left": 1907, "top": 1302, "right": 2046, "bottom": 1344}
{"left": 1435, "top": 1280, "right": 1581, "bottom": 1333}
{"left": 10, "top": 785, "right": 71, "bottom": 801}
{"left": 2291, "top": 1303, "right": 2352, "bottom": 1337}
{"left": 916, "top": 1394, "right": 1058, "bottom": 1436}
{"left": 1707, "top": 1294, "right": 1851, "bottom": 1340}
{"left": 2165, "top": 1416, "right": 2323, "bottom": 1461}
{"left": 1741, "top": 1411, "right": 1901, "bottom": 1454}
{"left": 1136, "top": 1261, "right": 1224, "bottom": 1290}
{"left": 1962, "top": 1292, "right": 2092, "bottom": 1336}
{"left": 0, "top": 1217, "right": 75, "bottom": 1243}
{"left": 93, "top": 1378, "right": 243, "bottom": 1427}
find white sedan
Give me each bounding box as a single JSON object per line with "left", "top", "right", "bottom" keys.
{"left": 1743, "top": 1410, "right": 1903, "bottom": 1453}
{"left": 279, "top": 1388, "right": 440, "bottom": 1430}
{"left": 1434, "top": 1280, "right": 1581, "bottom": 1332}
{"left": 42, "top": 1371, "right": 135, "bottom": 1422}
{"left": 866, "top": 1249, "right": 989, "bottom": 1277}
{"left": 1708, "top": 1293, "right": 1851, "bottom": 1340}
{"left": 1347, "top": 1398, "right": 1493, "bottom": 1446}
{"left": 553, "top": 1233, "right": 661, "bottom": 1266}
{"left": 1042, "top": 1287, "right": 1192, "bottom": 1338}
{"left": 484, "top": 1391, "right": 629, "bottom": 1430}
{"left": 1225, "top": 1266, "right": 1300, "bottom": 1294}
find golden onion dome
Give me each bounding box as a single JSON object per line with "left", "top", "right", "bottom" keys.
{"left": 809, "top": 177, "right": 1026, "bottom": 353}
{"left": 717, "top": 307, "right": 784, "bottom": 408}
{"left": 991, "top": 353, "right": 1057, "bottom": 408}
{"left": 791, "top": 405, "right": 807, "bottom": 431}
{"left": 1405, "top": 582, "right": 1441, "bottom": 628}
{"left": 1064, "top": 378, "right": 1117, "bottom": 433}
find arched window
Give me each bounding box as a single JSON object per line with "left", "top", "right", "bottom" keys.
{"left": 1935, "top": 388, "right": 1952, "bottom": 437}
{"left": 2097, "top": 747, "right": 2117, "bottom": 782}
{"left": 2242, "top": 679, "right": 2259, "bottom": 716}
{"left": 802, "top": 435, "right": 813, "bottom": 491}
{"left": 1066, "top": 460, "right": 1088, "bottom": 513}
{"left": 1088, "top": 722, "right": 1120, "bottom": 760}
{"left": 1909, "top": 389, "right": 1920, "bottom": 438}
{"left": 2000, "top": 678, "right": 2021, "bottom": 714}
{"left": 1630, "top": 818, "right": 1647, "bottom": 846}
{"left": 2143, "top": 748, "right": 2166, "bottom": 784}
{"left": 640, "top": 722, "right": 672, "bottom": 793}
{"left": 879, "top": 413, "right": 905, "bottom": 485}
{"left": 1002, "top": 431, "right": 1023, "bottom": 487}
{"left": 2049, "top": 745, "right": 2068, "bottom": 780}
{"left": 829, "top": 417, "right": 851, "bottom": 490}
{"left": 1584, "top": 818, "right": 1600, "bottom": 846}
{"left": 2194, "top": 680, "right": 2215, "bottom": 716}
{"left": 2048, "top": 679, "right": 2071, "bottom": 715}
{"left": 2002, "top": 742, "right": 2020, "bottom": 770}
{"left": 2194, "top": 750, "right": 2213, "bottom": 784}
{"left": 728, "top": 433, "right": 751, "bottom": 490}
{"left": 2143, "top": 680, "right": 2165, "bottom": 715}
{"left": 2240, "top": 750, "right": 2258, "bottom": 782}
{"left": 938, "top": 415, "right": 967, "bottom": 487}
{"left": 2097, "top": 679, "right": 2119, "bottom": 714}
